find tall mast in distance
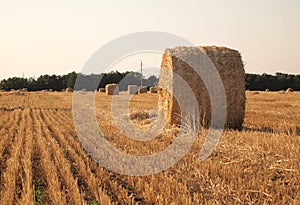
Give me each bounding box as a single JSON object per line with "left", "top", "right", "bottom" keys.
{"left": 140, "top": 60, "right": 143, "bottom": 87}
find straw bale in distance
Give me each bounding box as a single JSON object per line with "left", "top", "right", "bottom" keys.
{"left": 158, "top": 46, "right": 245, "bottom": 129}
{"left": 9, "top": 90, "right": 25, "bottom": 96}
{"left": 138, "top": 86, "right": 147, "bottom": 94}
{"left": 128, "top": 85, "right": 138, "bottom": 94}
{"left": 105, "top": 84, "right": 119, "bottom": 95}
{"left": 286, "top": 88, "right": 294, "bottom": 92}
{"left": 66, "top": 87, "right": 73, "bottom": 92}
{"left": 150, "top": 87, "right": 158, "bottom": 93}
{"left": 99, "top": 88, "right": 105, "bottom": 92}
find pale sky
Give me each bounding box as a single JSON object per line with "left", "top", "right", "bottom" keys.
{"left": 0, "top": 0, "right": 299, "bottom": 80}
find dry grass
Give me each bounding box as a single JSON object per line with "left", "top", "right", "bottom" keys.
{"left": 0, "top": 91, "right": 299, "bottom": 204}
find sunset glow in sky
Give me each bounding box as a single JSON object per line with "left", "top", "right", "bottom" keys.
{"left": 0, "top": 0, "right": 299, "bottom": 79}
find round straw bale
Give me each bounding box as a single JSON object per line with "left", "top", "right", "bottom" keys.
{"left": 138, "top": 86, "right": 147, "bottom": 94}
{"left": 158, "top": 46, "right": 245, "bottom": 130}
{"left": 150, "top": 87, "right": 158, "bottom": 93}
{"left": 286, "top": 88, "right": 294, "bottom": 92}
{"left": 99, "top": 88, "right": 105, "bottom": 92}
{"left": 21, "top": 88, "right": 28, "bottom": 92}
{"left": 128, "top": 85, "right": 138, "bottom": 94}
{"left": 66, "top": 87, "right": 73, "bottom": 92}
{"left": 105, "top": 84, "right": 119, "bottom": 95}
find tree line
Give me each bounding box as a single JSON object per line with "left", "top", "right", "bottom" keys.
{"left": 0, "top": 71, "right": 158, "bottom": 91}
{"left": 0, "top": 71, "right": 299, "bottom": 91}
{"left": 246, "top": 73, "right": 300, "bottom": 91}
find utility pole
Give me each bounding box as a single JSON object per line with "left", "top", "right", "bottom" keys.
{"left": 140, "top": 60, "right": 143, "bottom": 87}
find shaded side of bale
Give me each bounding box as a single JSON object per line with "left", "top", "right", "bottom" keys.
{"left": 286, "top": 88, "right": 294, "bottom": 92}
{"left": 138, "top": 86, "right": 147, "bottom": 94}
{"left": 158, "top": 46, "right": 245, "bottom": 130}
{"left": 105, "top": 84, "right": 119, "bottom": 95}
{"left": 150, "top": 87, "right": 158, "bottom": 93}
{"left": 128, "top": 85, "right": 138, "bottom": 94}
{"left": 66, "top": 87, "right": 73, "bottom": 93}
{"left": 99, "top": 88, "right": 105, "bottom": 92}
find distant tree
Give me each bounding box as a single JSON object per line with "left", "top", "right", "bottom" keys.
{"left": 1, "top": 71, "right": 298, "bottom": 92}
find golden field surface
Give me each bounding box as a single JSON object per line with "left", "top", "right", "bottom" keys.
{"left": 0, "top": 91, "right": 299, "bottom": 204}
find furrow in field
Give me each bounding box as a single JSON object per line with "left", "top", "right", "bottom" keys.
{"left": 44, "top": 109, "right": 147, "bottom": 204}
{"left": 0, "top": 110, "right": 18, "bottom": 156}
{"left": 16, "top": 109, "right": 34, "bottom": 205}
{"left": 32, "top": 109, "right": 67, "bottom": 204}
{"left": 41, "top": 109, "right": 113, "bottom": 204}
{"left": 0, "top": 110, "right": 26, "bottom": 204}
{"left": 37, "top": 109, "right": 83, "bottom": 204}
{"left": 0, "top": 109, "right": 22, "bottom": 176}
{"left": 61, "top": 107, "right": 194, "bottom": 204}
{"left": 42, "top": 109, "right": 134, "bottom": 203}
{"left": 31, "top": 109, "right": 49, "bottom": 205}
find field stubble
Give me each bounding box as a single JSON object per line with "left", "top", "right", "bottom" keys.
{"left": 0, "top": 91, "right": 299, "bottom": 204}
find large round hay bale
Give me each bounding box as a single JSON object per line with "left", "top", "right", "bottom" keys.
{"left": 158, "top": 46, "right": 245, "bottom": 130}
{"left": 105, "top": 84, "right": 119, "bottom": 95}
{"left": 66, "top": 87, "right": 73, "bottom": 93}
{"left": 21, "top": 88, "right": 28, "bottom": 92}
{"left": 128, "top": 85, "right": 138, "bottom": 94}
{"left": 286, "top": 88, "right": 294, "bottom": 93}
{"left": 265, "top": 89, "right": 270, "bottom": 92}
{"left": 9, "top": 90, "right": 25, "bottom": 95}
{"left": 150, "top": 87, "right": 158, "bottom": 93}
{"left": 98, "top": 88, "right": 105, "bottom": 92}
{"left": 138, "top": 86, "right": 147, "bottom": 94}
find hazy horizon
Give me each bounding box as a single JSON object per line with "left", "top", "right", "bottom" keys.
{"left": 1, "top": 0, "right": 299, "bottom": 80}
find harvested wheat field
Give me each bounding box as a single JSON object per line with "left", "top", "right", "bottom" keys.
{"left": 0, "top": 91, "right": 299, "bottom": 204}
